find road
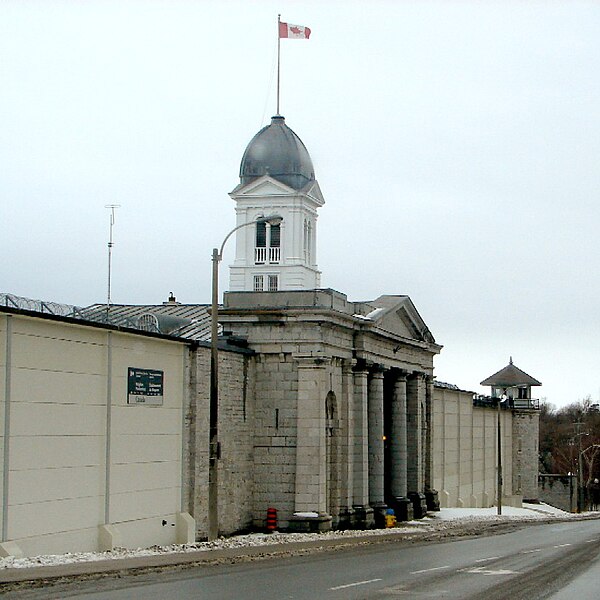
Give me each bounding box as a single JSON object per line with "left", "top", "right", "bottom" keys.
{"left": 5, "top": 519, "right": 600, "bottom": 599}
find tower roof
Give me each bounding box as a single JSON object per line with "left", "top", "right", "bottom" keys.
{"left": 239, "top": 115, "right": 315, "bottom": 190}
{"left": 480, "top": 358, "right": 542, "bottom": 387}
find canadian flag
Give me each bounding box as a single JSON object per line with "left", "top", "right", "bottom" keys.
{"left": 279, "top": 21, "right": 311, "bottom": 39}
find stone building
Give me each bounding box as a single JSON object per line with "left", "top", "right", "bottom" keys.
{"left": 0, "top": 113, "right": 541, "bottom": 556}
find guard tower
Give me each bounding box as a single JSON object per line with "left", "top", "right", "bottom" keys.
{"left": 481, "top": 358, "right": 542, "bottom": 502}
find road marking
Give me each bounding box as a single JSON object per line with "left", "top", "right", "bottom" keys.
{"left": 330, "top": 578, "right": 382, "bottom": 591}
{"left": 464, "top": 567, "right": 517, "bottom": 576}
{"left": 585, "top": 539, "right": 599, "bottom": 543}
{"left": 521, "top": 548, "right": 542, "bottom": 554}
{"left": 474, "top": 556, "right": 499, "bottom": 563}
{"left": 410, "top": 565, "right": 450, "bottom": 575}
{"left": 553, "top": 543, "right": 571, "bottom": 548}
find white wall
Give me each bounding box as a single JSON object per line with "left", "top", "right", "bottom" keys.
{"left": 432, "top": 386, "right": 519, "bottom": 508}
{"left": 0, "top": 312, "right": 188, "bottom": 556}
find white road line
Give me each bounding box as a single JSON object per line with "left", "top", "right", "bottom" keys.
{"left": 553, "top": 543, "right": 572, "bottom": 548}
{"left": 521, "top": 548, "right": 542, "bottom": 554}
{"left": 410, "top": 565, "right": 450, "bottom": 575}
{"left": 586, "top": 539, "right": 599, "bottom": 543}
{"left": 330, "top": 578, "right": 382, "bottom": 591}
{"left": 464, "top": 567, "right": 516, "bottom": 576}
{"left": 474, "top": 556, "right": 500, "bottom": 563}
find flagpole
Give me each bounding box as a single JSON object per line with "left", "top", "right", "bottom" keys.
{"left": 277, "top": 14, "right": 281, "bottom": 116}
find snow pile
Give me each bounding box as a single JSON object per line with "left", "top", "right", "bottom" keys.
{"left": 0, "top": 504, "right": 573, "bottom": 571}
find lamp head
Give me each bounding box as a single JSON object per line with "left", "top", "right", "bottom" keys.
{"left": 257, "top": 214, "right": 283, "bottom": 226}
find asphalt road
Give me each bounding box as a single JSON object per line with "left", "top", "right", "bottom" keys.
{"left": 6, "top": 519, "right": 600, "bottom": 599}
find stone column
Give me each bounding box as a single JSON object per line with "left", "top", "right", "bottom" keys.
{"left": 338, "top": 359, "right": 355, "bottom": 528}
{"left": 351, "top": 362, "right": 374, "bottom": 528}
{"left": 368, "top": 366, "right": 387, "bottom": 526}
{"left": 407, "top": 373, "right": 427, "bottom": 517}
{"left": 424, "top": 376, "right": 440, "bottom": 511}
{"left": 389, "top": 371, "right": 412, "bottom": 520}
{"left": 289, "top": 355, "right": 332, "bottom": 532}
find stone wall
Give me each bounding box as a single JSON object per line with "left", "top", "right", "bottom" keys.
{"left": 538, "top": 474, "right": 576, "bottom": 512}
{"left": 186, "top": 344, "right": 255, "bottom": 539}
{"left": 512, "top": 411, "right": 540, "bottom": 501}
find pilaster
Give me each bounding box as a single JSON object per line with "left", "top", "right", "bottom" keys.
{"left": 293, "top": 355, "right": 329, "bottom": 517}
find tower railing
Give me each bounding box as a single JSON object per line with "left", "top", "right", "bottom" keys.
{"left": 254, "top": 246, "right": 280, "bottom": 264}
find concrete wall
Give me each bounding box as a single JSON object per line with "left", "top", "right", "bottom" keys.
{"left": 0, "top": 312, "right": 189, "bottom": 556}
{"left": 432, "top": 387, "right": 519, "bottom": 508}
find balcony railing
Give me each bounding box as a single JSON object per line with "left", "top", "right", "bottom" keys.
{"left": 472, "top": 395, "right": 540, "bottom": 410}
{"left": 254, "top": 246, "right": 280, "bottom": 264}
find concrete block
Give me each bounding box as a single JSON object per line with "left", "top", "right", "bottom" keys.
{"left": 98, "top": 524, "right": 122, "bottom": 551}
{"left": 176, "top": 512, "right": 196, "bottom": 544}
{"left": 0, "top": 541, "right": 24, "bottom": 558}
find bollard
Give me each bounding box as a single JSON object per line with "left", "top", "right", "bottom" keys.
{"left": 266, "top": 507, "right": 278, "bottom": 532}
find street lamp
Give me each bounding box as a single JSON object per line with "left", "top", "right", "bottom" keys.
{"left": 208, "top": 214, "right": 283, "bottom": 541}
{"left": 497, "top": 393, "right": 507, "bottom": 515}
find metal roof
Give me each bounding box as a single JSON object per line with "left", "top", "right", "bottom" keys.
{"left": 80, "top": 303, "right": 213, "bottom": 341}
{"left": 480, "top": 358, "right": 542, "bottom": 387}
{"left": 239, "top": 115, "right": 315, "bottom": 190}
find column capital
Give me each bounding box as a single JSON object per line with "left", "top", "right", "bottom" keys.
{"left": 342, "top": 358, "right": 357, "bottom": 373}
{"left": 353, "top": 358, "right": 371, "bottom": 373}
{"left": 409, "top": 370, "right": 427, "bottom": 381}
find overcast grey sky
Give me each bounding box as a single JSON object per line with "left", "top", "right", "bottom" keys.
{"left": 1, "top": 1, "right": 599, "bottom": 406}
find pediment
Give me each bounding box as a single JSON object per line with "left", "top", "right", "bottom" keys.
{"left": 230, "top": 175, "right": 297, "bottom": 198}
{"left": 364, "top": 295, "right": 436, "bottom": 344}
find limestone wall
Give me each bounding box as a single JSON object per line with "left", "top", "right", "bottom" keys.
{"left": 512, "top": 411, "right": 540, "bottom": 501}
{"left": 187, "top": 344, "right": 255, "bottom": 539}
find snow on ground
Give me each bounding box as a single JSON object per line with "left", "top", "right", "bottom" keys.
{"left": 0, "top": 503, "right": 585, "bottom": 571}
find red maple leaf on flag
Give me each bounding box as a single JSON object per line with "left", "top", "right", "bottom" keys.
{"left": 290, "top": 26, "right": 302, "bottom": 35}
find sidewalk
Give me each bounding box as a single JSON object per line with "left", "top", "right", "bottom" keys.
{"left": 0, "top": 504, "right": 592, "bottom": 584}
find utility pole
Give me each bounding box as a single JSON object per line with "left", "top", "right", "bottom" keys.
{"left": 105, "top": 204, "right": 120, "bottom": 321}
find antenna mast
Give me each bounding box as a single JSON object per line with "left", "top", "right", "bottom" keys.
{"left": 105, "top": 204, "right": 120, "bottom": 318}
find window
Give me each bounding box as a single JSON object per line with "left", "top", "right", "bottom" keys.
{"left": 270, "top": 223, "right": 280, "bottom": 247}
{"left": 255, "top": 221, "right": 280, "bottom": 264}
{"left": 268, "top": 274, "right": 279, "bottom": 292}
{"left": 253, "top": 275, "right": 264, "bottom": 292}
{"left": 255, "top": 222, "right": 266, "bottom": 247}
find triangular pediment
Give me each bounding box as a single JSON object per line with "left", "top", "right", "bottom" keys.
{"left": 362, "top": 295, "right": 436, "bottom": 344}
{"left": 230, "top": 175, "right": 324, "bottom": 206}
{"left": 230, "top": 175, "right": 297, "bottom": 198}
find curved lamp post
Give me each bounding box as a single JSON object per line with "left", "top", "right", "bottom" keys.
{"left": 208, "top": 214, "right": 283, "bottom": 541}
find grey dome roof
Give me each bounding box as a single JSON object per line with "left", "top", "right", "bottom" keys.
{"left": 239, "top": 115, "right": 315, "bottom": 190}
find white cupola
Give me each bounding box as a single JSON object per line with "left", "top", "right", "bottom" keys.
{"left": 228, "top": 115, "right": 324, "bottom": 292}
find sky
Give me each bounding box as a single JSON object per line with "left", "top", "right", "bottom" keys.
{"left": 1, "top": 1, "right": 599, "bottom": 407}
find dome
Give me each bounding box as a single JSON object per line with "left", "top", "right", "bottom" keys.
{"left": 239, "top": 115, "right": 315, "bottom": 190}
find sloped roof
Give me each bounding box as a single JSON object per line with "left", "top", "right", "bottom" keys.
{"left": 81, "top": 303, "right": 213, "bottom": 341}
{"left": 480, "top": 358, "right": 541, "bottom": 387}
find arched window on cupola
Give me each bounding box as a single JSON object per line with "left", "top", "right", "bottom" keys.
{"left": 255, "top": 221, "right": 281, "bottom": 265}
{"left": 303, "top": 219, "right": 312, "bottom": 263}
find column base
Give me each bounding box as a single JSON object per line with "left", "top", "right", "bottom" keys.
{"left": 352, "top": 505, "right": 375, "bottom": 529}
{"left": 408, "top": 491, "right": 428, "bottom": 519}
{"left": 388, "top": 496, "right": 414, "bottom": 521}
{"left": 370, "top": 502, "right": 388, "bottom": 529}
{"left": 425, "top": 489, "right": 441, "bottom": 512}
{"left": 337, "top": 507, "right": 355, "bottom": 530}
{"left": 287, "top": 512, "right": 332, "bottom": 533}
